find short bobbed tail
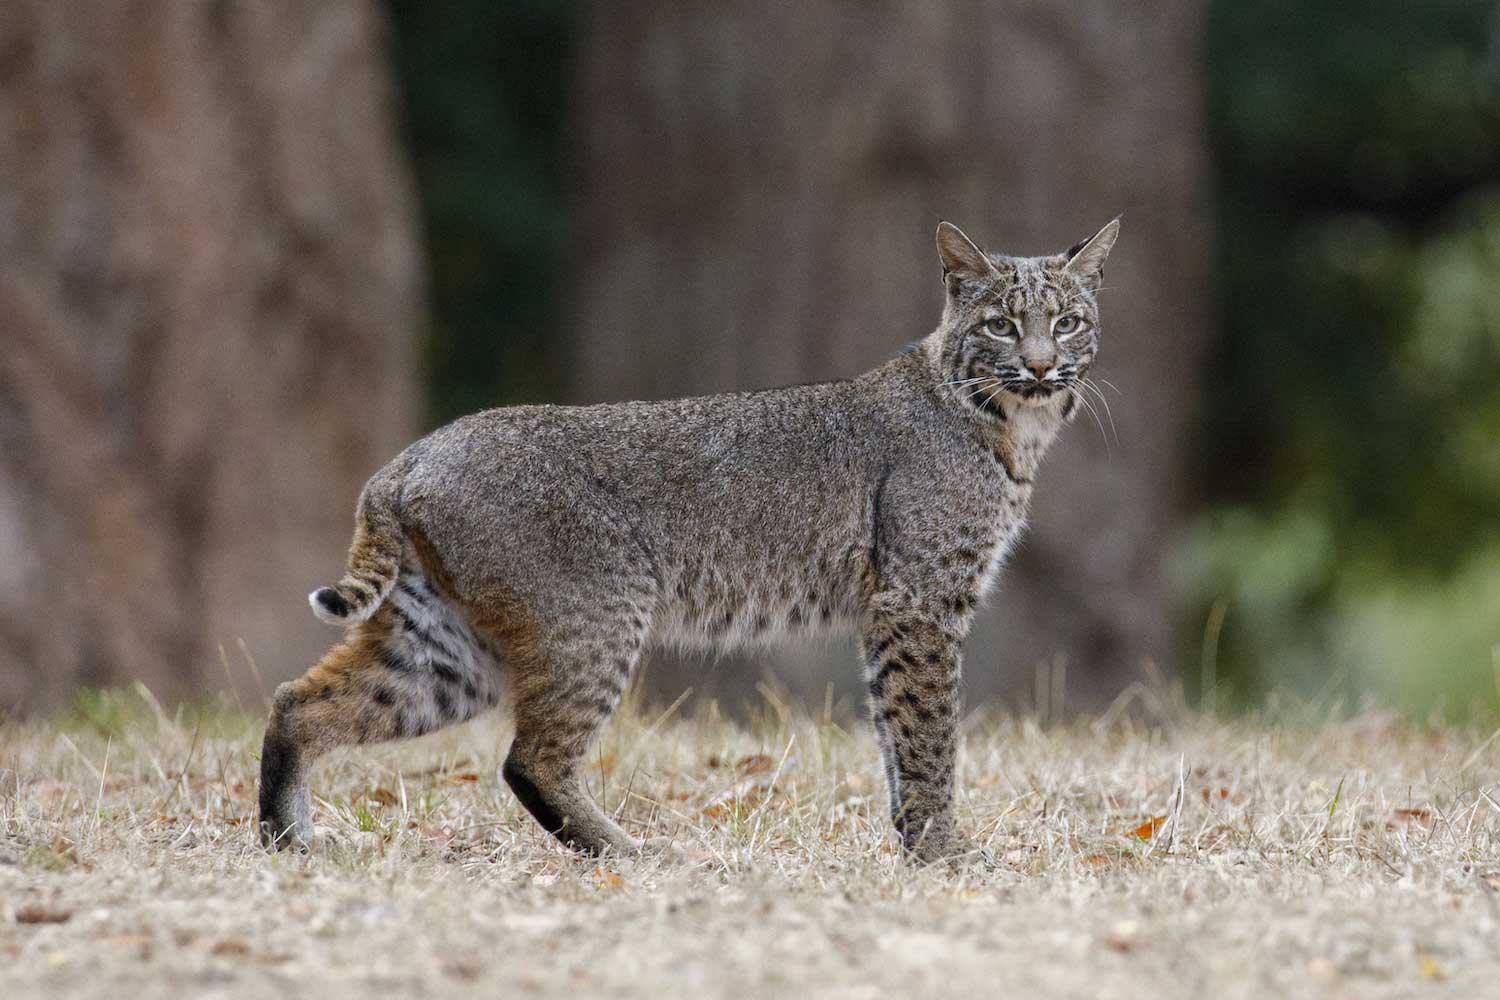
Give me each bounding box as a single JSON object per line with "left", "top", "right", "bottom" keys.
{"left": 309, "top": 472, "right": 404, "bottom": 627}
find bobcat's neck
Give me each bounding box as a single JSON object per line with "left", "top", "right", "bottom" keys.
{"left": 905, "top": 339, "right": 1072, "bottom": 484}
{"left": 984, "top": 395, "right": 1068, "bottom": 485}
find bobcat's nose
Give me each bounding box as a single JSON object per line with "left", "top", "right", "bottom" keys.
{"left": 1024, "top": 359, "right": 1053, "bottom": 380}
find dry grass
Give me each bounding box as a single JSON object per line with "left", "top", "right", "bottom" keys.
{"left": 4, "top": 685, "right": 1500, "bottom": 998}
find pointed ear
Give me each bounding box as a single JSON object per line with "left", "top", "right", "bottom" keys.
{"left": 936, "top": 221, "right": 997, "bottom": 280}
{"left": 1063, "top": 218, "right": 1120, "bottom": 280}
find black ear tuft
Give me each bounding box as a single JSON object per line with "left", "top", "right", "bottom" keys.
{"left": 1063, "top": 218, "right": 1121, "bottom": 280}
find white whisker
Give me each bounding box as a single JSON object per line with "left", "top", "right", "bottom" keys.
{"left": 1081, "top": 377, "right": 1118, "bottom": 443}
{"left": 963, "top": 381, "right": 1003, "bottom": 403}
{"left": 1070, "top": 387, "right": 1110, "bottom": 456}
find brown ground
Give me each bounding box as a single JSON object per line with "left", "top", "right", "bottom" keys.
{"left": 3, "top": 687, "right": 1499, "bottom": 998}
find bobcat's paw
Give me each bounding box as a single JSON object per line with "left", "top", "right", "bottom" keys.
{"left": 257, "top": 788, "right": 316, "bottom": 853}
{"left": 258, "top": 818, "right": 316, "bottom": 853}
{"left": 908, "top": 832, "right": 996, "bottom": 871}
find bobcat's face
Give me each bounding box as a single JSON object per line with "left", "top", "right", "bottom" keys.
{"left": 933, "top": 220, "right": 1118, "bottom": 418}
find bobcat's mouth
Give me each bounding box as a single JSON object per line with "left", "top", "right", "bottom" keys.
{"left": 955, "top": 367, "right": 1068, "bottom": 417}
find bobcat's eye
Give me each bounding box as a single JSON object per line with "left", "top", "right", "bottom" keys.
{"left": 983, "top": 318, "right": 1017, "bottom": 341}
{"left": 1054, "top": 314, "right": 1082, "bottom": 338}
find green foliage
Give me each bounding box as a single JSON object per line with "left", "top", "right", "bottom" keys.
{"left": 1193, "top": 0, "right": 1500, "bottom": 714}
{"left": 387, "top": 0, "right": 578, "bottom": 424}
{"left": 62, "top": 686, "right": 256, "bottom": 742}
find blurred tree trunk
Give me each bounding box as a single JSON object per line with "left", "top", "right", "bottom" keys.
{"left": 0, "top": 1, "right": 420, "bottom": 713}
{"left": 568, "top": 1, "right": 1210, "bottom": 710}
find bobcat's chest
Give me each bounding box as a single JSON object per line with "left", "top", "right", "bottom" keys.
{"left": 969, "top": 405, "right": 1060, "bottom": 598}
{"left": 971, "top": 480, "right": 1032, "bottom": 600}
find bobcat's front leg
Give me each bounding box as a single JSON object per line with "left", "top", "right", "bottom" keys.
{"left": 863, "top": 599, "right": 968, "bottom": 862}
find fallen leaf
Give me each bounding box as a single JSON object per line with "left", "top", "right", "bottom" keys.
{"left": 701, "top": 754, "right": 797, "bottom": 819}
{"left": 1080, "top": 852, "right": 1113, "bottom": 869}
{"left": 1387, "top": 808, "right": 1434, "bottom": 830}
{"left": 368, "top": 787, "right": 399, "bottom": 807}
{"left": 445, "top": 772, "right": 480, "bottom": 784}
{"left": 402, "top": 759, "right": 480, "bottom": 778}
{"left": 50, "top": 834, "right": 77, "bottom": 863}
{"left": 593, "top": 867, "right": 625, "bottom": 890}
{"left": 1102, "top": 919, "right": 1139, "bottom": 952}
{"left": 1130, "top": 815, "right": 1167, "bottom": 840}
{"left": 1418, "top": 955, "right": 1445, "bottom": 980}
{"left": 702, "top": 795, "right": 758, "bottom": 820}
{"left": 211, "top": 939, "right": 251, "bottom": 957}
{"left": 735, "top": 754, "right": 776, "bottom": 776}
{"left": 16, "top": 905, "right": 72, "bottom": 925}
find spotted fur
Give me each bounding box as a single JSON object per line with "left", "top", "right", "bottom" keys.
{"left": 259, "top": 220, "right": 1120, "bottom": 861}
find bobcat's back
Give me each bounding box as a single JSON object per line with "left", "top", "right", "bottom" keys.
{"left": 393, "top": 365, "right": 934, "bottom": 646}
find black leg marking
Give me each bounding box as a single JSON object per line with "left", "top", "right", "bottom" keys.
{"left": 432, "top": 658, "right": 462, "bottom": 686}
{"left": 991, "top": 446, "right": 1033, "bottom": 485}
{"left": 433, "top": 682, "right": 455, "bottom": 720}
{"left": 257, "top": 726, "right": 304, "bottom": 850}
{"left": 503, "top": 757, "right": 568, "bottom": 839}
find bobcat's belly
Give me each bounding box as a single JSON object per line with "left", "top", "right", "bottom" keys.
{"left": 651, "top": 552, "right": 866, "bottom": 652}
{"left": 653, "top": 594, "right": 862, "bottom": 652}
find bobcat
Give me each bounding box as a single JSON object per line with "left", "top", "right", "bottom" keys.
{"left": 258, "top": 218, "right": 1120, "bottom": 862}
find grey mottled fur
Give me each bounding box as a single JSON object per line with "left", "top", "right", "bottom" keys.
{"left": 259, "top": 219, "right": 1120, "bottom": 862}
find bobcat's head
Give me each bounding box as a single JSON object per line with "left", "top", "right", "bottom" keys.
{"left": 931, "top": 219, "right": 1118, "bottom": 421}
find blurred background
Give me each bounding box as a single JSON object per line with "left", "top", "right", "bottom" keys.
{"left": 2, "top": 1, "right": 1498, "bottom": 720}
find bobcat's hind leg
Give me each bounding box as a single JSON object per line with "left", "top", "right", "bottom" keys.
{"left": 500, "top": 613, "right": 649, "bottom": 856}
{"left": 259, "top": 578, "right": 500, "bottom": 850}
